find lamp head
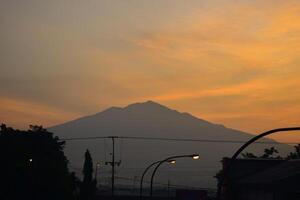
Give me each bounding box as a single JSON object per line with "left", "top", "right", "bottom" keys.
{"left": 191, "top": 154, "right": 200, "bottom": 160}
{"left": 169, "top": 159, "right": 176, "bottom": 164}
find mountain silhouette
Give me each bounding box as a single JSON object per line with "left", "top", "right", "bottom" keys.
{"left": 49, "top": 101, "right": 291, "bottom": 189}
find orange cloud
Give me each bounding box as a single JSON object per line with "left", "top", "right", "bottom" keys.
{"left": 134, "top": 1, "right": 300, "bottom": 68}
{"left": 149, "top": 79, "right": 271, "bottom": 102}
{"left": 0, "top": 97, "right": 80, "bottom": 129}
{"left": 1, "top": 0, "right": 300, "bottom": 141}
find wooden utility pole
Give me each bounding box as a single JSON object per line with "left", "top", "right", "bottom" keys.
{"left": 105, "top": 136, "right": 121, "bottom": 198}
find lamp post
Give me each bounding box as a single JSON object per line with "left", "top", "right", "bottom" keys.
{"left": 139, "top": 159, "right": 176, "bottom": 200}
{"left": 28, "top": 158, "right": 35, "bottom": 199}
{"left": 216, "top": 127, "right": 300, "bottom": 200}
{"left": 95, "top": 162, "right": 100, "bottom": 185}
{"left": 150, "top": 154, "right": 199, "bottom": 197}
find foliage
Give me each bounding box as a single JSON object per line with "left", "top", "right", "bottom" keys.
{"left": 261, "top": 147, "right": 281, "bottom": 158}
{"left": 242, "top": 145, "right": 300, "bottom": 159}
{"left": 80, "top": 150, "right": 97, "bottom": 200}
{"left": 241, "top": 152, "right": 257, "bottom": 158}
{"left": 0, "top": 124, "right": 77, "bottom": 200}
{"left": 286, "top": 144, "right": 300, "bottom": 159}
{"left": 242, "top": 146, "right": 281, "bottom": 159}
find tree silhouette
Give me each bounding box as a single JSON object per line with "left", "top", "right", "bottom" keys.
{"left": 242, "top": 146, "right": 281, "bottom": 159}
{"left": 0, "top": 124, "right": 77, "bottom": 200}
{"left": 242, "top": 145, "right": 300, "bottom": 159}
{"left": 261, "top": 147, "right": 280, "bottom": 158}
{"left": 287, "top": 144, "right": 300, "bottom": 159}
{"left": 80, "top": 150, "right": 97, "bottom": 200}
{"left": 241, "top": 152, "right": 257, "bottom": 158}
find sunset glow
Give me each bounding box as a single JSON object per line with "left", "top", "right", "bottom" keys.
{"left": 1, "top": 0, "right": 300, "bottom": 142}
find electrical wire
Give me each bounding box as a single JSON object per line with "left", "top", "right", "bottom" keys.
{"left": 60, "top": 135, "right": 300, "bottom": 145}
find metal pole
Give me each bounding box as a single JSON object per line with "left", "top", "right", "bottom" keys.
{"left": 216, "top": 127, "right": 300, "bottom": 200}
{"left": 95, "top": 164, "right": 98, "bottom": 180}
{"left": 167, "top": 179, "right": 170, "bottom": 199}
{"left": 95, "top": 163, "right": 100, "bottom": 187}
{"left": 139, "top": 161, "right": 161, "bottom": 200}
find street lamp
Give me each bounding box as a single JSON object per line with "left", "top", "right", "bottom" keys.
{"left": 140, "top": 159, "right": 176, "bottom": 200}
{"left": 29, "top": 158, "right": 33, "bottom": 166}
{"left": 150, "top": 154, "right": 199, "bottom": 197}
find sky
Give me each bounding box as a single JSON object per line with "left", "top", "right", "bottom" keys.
{"left": 1, "top": 0, "right": 300, "bottom": 142}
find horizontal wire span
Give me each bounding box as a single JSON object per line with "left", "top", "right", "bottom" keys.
{"left": 60, "top": 135, "right": 300, "bottom": 145}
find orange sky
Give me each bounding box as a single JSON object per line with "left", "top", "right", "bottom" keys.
{"left": 1, "top": 0, "right": 300, "bottom": 143}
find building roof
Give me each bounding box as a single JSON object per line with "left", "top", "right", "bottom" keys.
{"left": 238, "top": 159, "right": 300, "bottom": 184}
{"left": 223, "top": 157, "right": 285, "bottom": 180}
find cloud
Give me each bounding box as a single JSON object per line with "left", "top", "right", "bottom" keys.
{"left": 0, "top": 97, "right": 80, "bottom": 129}
{"left": 134, "top": 1, "right": 300, "bottom": 69}
{"left": 1, "top": 0, "right": 299, "bottom": 138}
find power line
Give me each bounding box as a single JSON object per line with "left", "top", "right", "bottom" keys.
{"left": 61, "top": 136, "right": 108, "bottom": 141}
{"left": 120, "top": 136, "right": 280, "bottom": 144}
{"left": 60, "top": 135, "right": 300, "bottom": 145}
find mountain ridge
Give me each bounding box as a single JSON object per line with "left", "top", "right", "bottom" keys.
{"left": 49, "top": 100, "right": 291, "bottom": 188}
{"left": 51, "top": 100, "right": 225, "bottom": 134}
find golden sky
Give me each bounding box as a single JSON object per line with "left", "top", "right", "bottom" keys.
{"left": 1, "top": 0, "right": 300, "bottom": 142}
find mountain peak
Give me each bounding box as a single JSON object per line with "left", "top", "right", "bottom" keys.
{"left": 124, "top": 100, "right": 170, "bottom": 111}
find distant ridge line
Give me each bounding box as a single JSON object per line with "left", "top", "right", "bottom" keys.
{"left": 60, "top": 135, "right": 299, "bottom": 145}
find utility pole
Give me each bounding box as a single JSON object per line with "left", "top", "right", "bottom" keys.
{"left": 105, "top": 136, "right": 121, "bottom": 198}
{"left": 112, "top": 136, "right": 115, "bottom": 197}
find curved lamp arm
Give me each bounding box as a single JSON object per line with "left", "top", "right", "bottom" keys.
{"left": 149, "top": 154, "right": 199, "bottom": 197}
{"left": 216, "top": 127, "right": 300, "bottom": 200}
{"left": 139, "top": 160, "right": 161, "bottom": 200}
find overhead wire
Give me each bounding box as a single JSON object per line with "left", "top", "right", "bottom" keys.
{"left": 60, "top": 135, "right": 300, "bottom": 145}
